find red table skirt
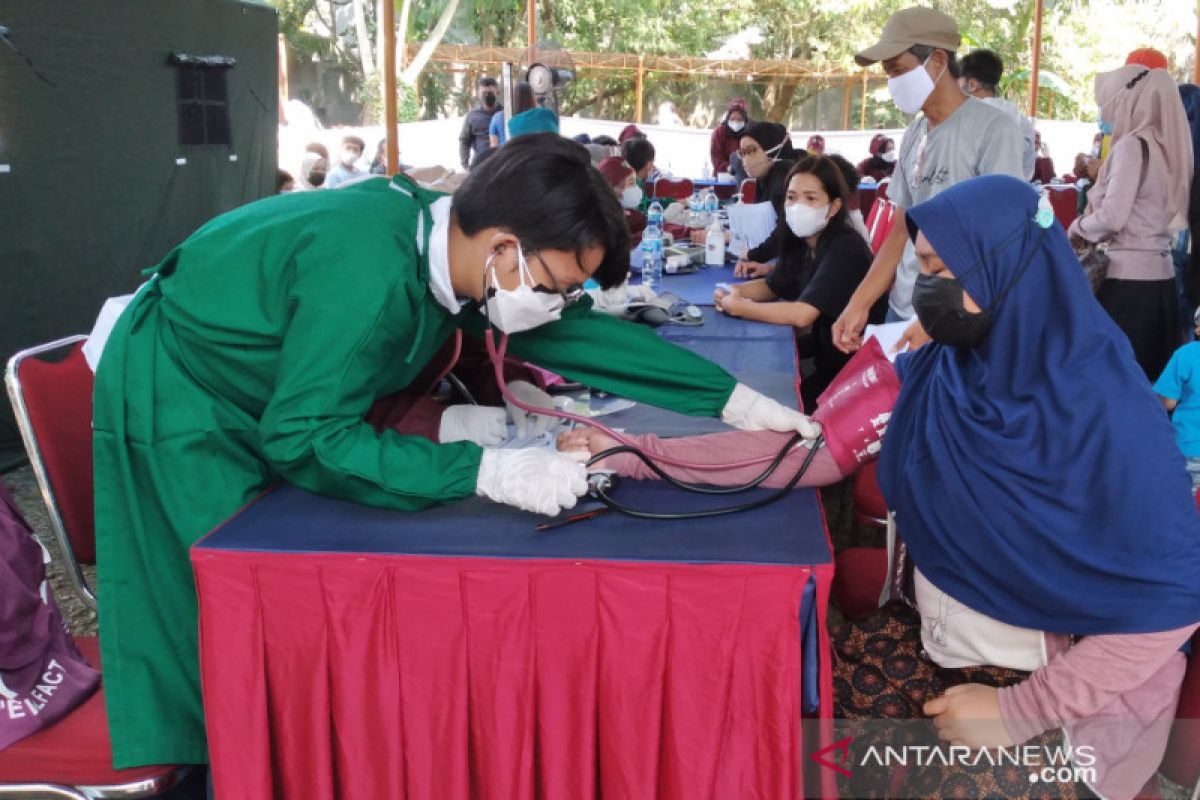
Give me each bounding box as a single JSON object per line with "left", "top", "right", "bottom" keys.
{"left": 194, "top": 551, "right": 834, "bottom": 800}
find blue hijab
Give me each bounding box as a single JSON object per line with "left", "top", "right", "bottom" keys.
{"left": 877, "top": 174, "right": 1200, "bottom": 635}
{"left": 1179, "top": 84, "right": 1200, "bottom": 168}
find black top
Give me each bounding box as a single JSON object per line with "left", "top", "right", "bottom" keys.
{"left": 747, "top": 156, "right": 802, "bottom": 262}
{"left": 458, "top": 104, "right": 501, "bottom": 168}
{"left": 765, "top": 222, "right": 887, "bottom": 408}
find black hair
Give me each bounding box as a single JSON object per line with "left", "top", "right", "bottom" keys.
{"left": 341, "top": 135, "right": 365, "bottom": 151}
{"left": 514, "top": 81, "right": 535, "bottom": 115}
{"left": 572, "top": 133, "right": 592, "bottom": 145}
{"left": 825, "top": 153, "right": 860, "bottom": 194}
{"left": 592, "top": 134, "right": 619, "bottom": 147}
{"left": 276, "top": 169, "right": 294, "bottom": 193}
{"left": 453, "top": 133, "right": 630, "bottom": 289}
{"left": 621, "top": 137, "right": 656, "bottom": 172}
{"left": 305, "top": 141, "right": 329, "bottom": 161}
{"left": 909, "top": 44, "right": 960, "bottom": 80}
{"left": 478, "top": 76, "right": 498, "bottom": 88}
{"left": 959, "top": 49, "right": 1003, "bottom": 93}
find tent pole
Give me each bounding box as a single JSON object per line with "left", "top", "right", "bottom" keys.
{"left": 527, "top": 0, "right": 536, "bottom": 65}
{"left": 1028, "top": 0, "right": 1043, "bottom": 117}
{"left": 1195, "top": 0, "right": 1200, "bottom": 85}
{"left": 860, "top": 71, "right": 868, "bottom": 129}
{"left": 841, "top": 77, "right": 851, "bottom": 131}
{"left": 635, "top": 55, "right": 645, "bottom": 124}
{"left": 278, "top": 34, "right": 289, "bottom": 125}
{"left": 384, "top": 0, "right": 398, "bottom": 173}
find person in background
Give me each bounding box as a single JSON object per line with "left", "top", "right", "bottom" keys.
{"left": 621, "top": 136, "right": 659, "bottom": 212}
{"left": 1032, "top": 131, "right": 1056, "bottom": 183}
{"left": 460, "top": 76, "right": 500, "bottom": 169}
{"left": 1179, "top": 84, "right": 1200, "bottom": 322}
{"left": 1065, "top": 152, "right": 1089, "bottom": 184}
{"left": 1127, "top": 47, "right": 1170, "bottom": 71}
{"left": 1155, "top": 307, "right": 1200, "bottom": 490}
{"left": 593, "top": 134, "right": 620, "bottom": 150}
{"left": 489, "top": 81, "right": 534, "bottom": 148}
{"left": 806, "top": 134, "right": 826, "bottom": 155}
{"left": 296, "top": 151, "right": 328, "bottom": 190}
{"left": 325, "top": 135, "right": 366, "bottom": 189}
{"left": 715, "top": 156, "right": 886, "bottom": 410}
{"left": 959, "top": 48, "right": 1036, "bottom": 180}
{"left": 305, "top": 141, "right": 330, "bottom": 163}
{"left": 1068, "top": 65, "right": 1193, "bottom": 381}
{"left": 827, "top": 153, "right": 872, "bottom": 242}
{"left": 710, "top": 98, "right": 750, "bottom": 175}
{"left": 370, "top": 138, "right": 388, "bottom": 175}
{"left": 733, "top": 121, "right": 802, "bottom": 276}
{"left": 597, "top": 156, "right": 647, "bottom": 239}
{"left": 507, "top": 106, "right": 559, "bottom": 141}
{"left": 618, "top": 124, "right": 644, "bottom": 144}
{"left": 857, "top": 133, "right": 897, "bottom": 181}
{"left": 833, "top": 7, "right": 1024, "bottom": 342}
{"left": 276, "top": 170, "right": 295, "bottom": 194}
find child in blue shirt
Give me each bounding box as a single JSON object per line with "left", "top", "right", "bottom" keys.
{"left": 1154, "top": 308, "right": 1200, "bottom": 490}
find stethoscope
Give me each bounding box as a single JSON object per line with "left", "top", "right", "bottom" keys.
{"left": 471, "top": 255, "right": 823, "bottom": 523}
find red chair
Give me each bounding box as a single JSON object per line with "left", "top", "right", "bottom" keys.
{"left": 5, "top": 336, "right": 96, "bottom": 609}
{"left": 864, "top": 197, "right": 887, "bottom": 242}
{"left": 852, "top": 461, "right": 888, "bottom": 528}
{"left": 3, "top": 336, "right": 190, "bottom": 797}
{"left": 875, "top": 177, "right": 890, "bottom": 202}
{"left": 652, "top": 177, "right": 693, "bottom": 201}
{"left": 738, "top": 178, "right": 757, "bottom": 204}
{"left": 869, "top": 201, "right": 898, "bottom": 255}
{"left": 1046, "top": 186, "right": 1079, "bottom": 230}
{"left": 832, "top": 547, "right": 889, "bottom": 622}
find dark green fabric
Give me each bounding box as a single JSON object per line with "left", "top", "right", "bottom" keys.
{"left": 0, "top": 0, "right": 278, "bottom": 458}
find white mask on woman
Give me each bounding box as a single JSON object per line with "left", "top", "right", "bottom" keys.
{"left": 728, "top": 119, "right": 745, "bottom": 133}
{"left": 880, "top": 150, "right": 897, "bottom": 163}
{"left": 620, "top": 185, "right": 643, "bottom": 210}
{"left": 888, "top": 57, "right": 943, "bottom": 116}
{"left": 785, "top": 202, "right": 830, "bottom": 239}
{"left": 481, "top": 245, "right": 565, "bottom": 334}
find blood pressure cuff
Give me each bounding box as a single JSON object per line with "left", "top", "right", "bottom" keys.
{"left": 811, "top": 337, "right": 900, "bottom": 475}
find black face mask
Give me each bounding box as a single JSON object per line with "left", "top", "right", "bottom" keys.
{"left": 911, "top": 225, "right": 1049, "bottom": 349}
{"left": 309, "top": 170, "right": 327, "bottom": 188}
{"left": 482, "top": 92, "right": 497, "bottom": 107}
{"left": 912, "top": 274, "right": 992, "bottom": 348}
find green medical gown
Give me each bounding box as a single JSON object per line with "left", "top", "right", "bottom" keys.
{"left": 92, "top": 175, "right": 737, "bottom": 768}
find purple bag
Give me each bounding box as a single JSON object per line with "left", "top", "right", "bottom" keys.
{"left": 0, "top": 478, "right": 99, "bottom": 751}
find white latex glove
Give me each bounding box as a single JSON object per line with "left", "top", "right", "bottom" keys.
{"left": 504, "top": 380, "right": 560, "bottom": 437}
{"left": 720, "top": 383, "right": 822, "bottom": 440}
{"left": 438, "top": 405, "right": 507, "bottom": 446}
{"left": 475, "top": 448, "right": 589, "bottom": 516}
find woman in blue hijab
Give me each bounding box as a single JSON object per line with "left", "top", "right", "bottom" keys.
{"left": 834, "top": 174, "right": 1200, "bottom": 799}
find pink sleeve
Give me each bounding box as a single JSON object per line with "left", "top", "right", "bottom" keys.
{"left": 998, "top": 623, "right": 1198, "bottom": 744}
{"left": 1069, "top": 137, "right": 1142, "bottom": 243}
{"left": 600, "top": 430, "right": 846, "bottom": 489}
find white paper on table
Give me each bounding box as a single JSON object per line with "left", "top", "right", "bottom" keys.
{"left": 725, "top": 201, "right": 777, "bottom": 253}
{"left": 864, "top": 321, "right": 912, "bottom": 363}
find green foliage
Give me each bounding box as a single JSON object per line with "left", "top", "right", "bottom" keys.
{"left": 273, "top": 0, "right": 1199, "bottom": 126}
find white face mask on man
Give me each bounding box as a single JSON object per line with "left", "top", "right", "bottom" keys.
{"left": 341, "top": 149, "right": 360, "bottom": 167}
{"left": 888, "top": 56, "right": 945, "bottom": 115}
{"left": 785, "top": 202, "right": 831, "bottom": 239}
{"left": 620, "top": 185, "right": 644, "bottom": 210}
{"left": 880, "top": 150, "right": 898, "bottom": 163}
{"left": 481, "top": 244, "right": 565, "bottom": 334}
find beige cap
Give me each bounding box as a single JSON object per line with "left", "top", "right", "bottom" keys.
{"left": 855, "top": 7, "right": 961, "bottom": 67}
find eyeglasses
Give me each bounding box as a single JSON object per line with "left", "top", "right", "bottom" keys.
{"left": 530, "top": 251, "right": 586, "bottom": 306}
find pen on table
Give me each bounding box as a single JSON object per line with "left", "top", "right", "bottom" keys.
{"left": 536, "top": 507, "right": 609, "bottom": 532}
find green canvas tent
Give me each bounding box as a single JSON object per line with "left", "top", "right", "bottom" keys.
{"left": 0, "top": 0, "right": 278, "bottom": 468}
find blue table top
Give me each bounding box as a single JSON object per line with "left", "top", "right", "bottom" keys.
{"left": 197, "top": 480, "right": 831, "bottom": 566}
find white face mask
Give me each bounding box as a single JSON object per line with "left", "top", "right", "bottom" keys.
{"left": 728, "top": 119, "right": 745, "bottom": 133}
{"left": 341, "top": 150, "right": 360, "bottom": 167}
{"left": 481, "top": 245, "right": 565, "bottom": 334}
{"left": 620, "top": 185, "right": 644, "bottom": 210}
{"left": 888, "top": 57, "right": 943, "bottom": 115}
{"left": 785, "top": 202, "right": 831, "bottom": 239}
{"left": 880, "top": 150, "right": 897, "bottom": 163}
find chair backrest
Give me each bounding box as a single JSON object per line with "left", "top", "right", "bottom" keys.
{"left": 864, "top": 197, "right": 887, "bottom": 239}
{"left": 875, "top": 177, "right": 890, "bottom": 202}
{"left": 5, "top": 336, "right": 96, "bottom": 609}
{"left": 869, "top": 202, "right": 898, "bottom": 255}
{"left": 738, "top": 178, "right": 757, "bottom": 204}
{"left": 654, "top": 177, "right": 694, "bottom": 200}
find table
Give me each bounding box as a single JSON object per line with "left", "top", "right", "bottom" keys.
{"left": 192, "top": 301, "right": 835, "bottom": 800}
{"left": 690, "top": 177, "right": 739, "bottom": 200}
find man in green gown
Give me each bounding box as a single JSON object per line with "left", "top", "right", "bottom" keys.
{"left": 92, "top": 134, "right": 820, "bottom": 768}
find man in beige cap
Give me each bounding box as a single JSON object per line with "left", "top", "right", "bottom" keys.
{"left": 833, "top": 7, "right": 1025, "bottom": 348}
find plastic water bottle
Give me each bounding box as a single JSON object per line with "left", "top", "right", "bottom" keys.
{"left": 704, "top": 221, "right": 725, "bottom": 266}
{"left": 642, "top": 225, "right": 663, "bottom": 293}
{"left": 687, "top": 190, "right": 703, "bottom": 229}
{"left": 647, "top": 200, "right": 664, "bottom": 229}
{"left": 704, "top": 188, "right": 719, "bottom": 215}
